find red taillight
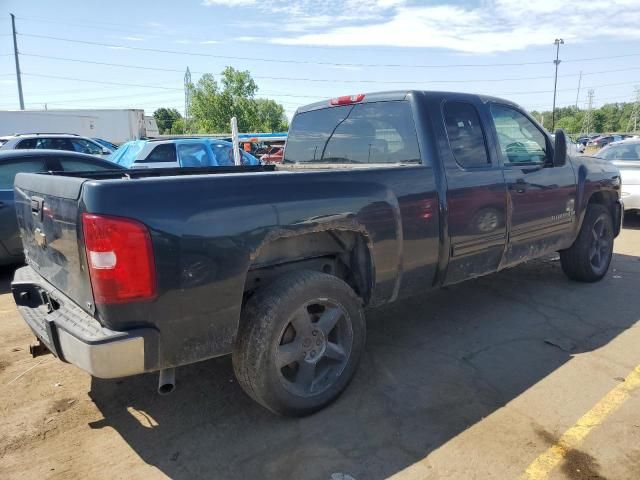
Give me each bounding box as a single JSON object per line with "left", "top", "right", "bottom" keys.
{"left": 329, "top": 93, "right": 365, "bottom": 106}
{"left": 82, "top": 213, "right": 156, "bottom": 304}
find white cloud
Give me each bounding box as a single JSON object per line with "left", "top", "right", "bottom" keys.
{"left": 175, "top": 39, "right": 192, "bottom": 44}
{"left": 121, "top": 36, "right": 145, "bottom": 42}
{"left": 204, "top": 0, "right": 640, "bottom": 53}
{"left": 235, "top": 36, "right": 262, "bottom": 42}
{"left": 200, "top": 40, "right": 221, "bottom": 44}
{"left": 201, "top": 0, "right": 257, "bottom": 5}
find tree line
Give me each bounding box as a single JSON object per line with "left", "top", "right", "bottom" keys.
{"left": 154, "top": 67, "right": 289, "bottom": 135}
{"left": 530, "top": 102, "right": 638, "bottom": 136}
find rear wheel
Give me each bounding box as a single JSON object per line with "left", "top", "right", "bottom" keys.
{"left": 232, "top": 270, "right": 365, "bottom": 416}
{"left": 560, "top": 204, "right": 614, "bottom": 282}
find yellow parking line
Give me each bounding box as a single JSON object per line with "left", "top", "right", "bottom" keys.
{"left": 520, "top": 364, "right": 640, "bottom": 480}
{"left": 389, "top": 364, "right": 640, "bottom": 480}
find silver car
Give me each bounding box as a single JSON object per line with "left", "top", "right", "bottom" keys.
{"left": 0, "top": 133, "right": 113, "bottom": 156}
{"left": 596, "top": 139, "right": 640, "bottom": 212}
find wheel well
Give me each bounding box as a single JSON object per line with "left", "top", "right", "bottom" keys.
{"left": 588, "top": 190, "right": 620, "bottom": 235}
{"left": 244, "top": 231, "right": 373, "bottom": 304}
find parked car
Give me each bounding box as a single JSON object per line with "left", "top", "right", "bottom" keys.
{"left": 587, "top": 135, "right": 623, "bottom": 148}
{"left": 0, "top": 150, "right": 123, "bottom": 266}
{"left": 92, "top": 138, "right": 119, "bottom": 151}
{"left": 260, "top": 146, "right": 284, "bottom": 164}
{"left": 576, "top": 134, "right": 599, "bottom": 146}
{"left": 596, "top": 138, "right": 640, "bottom": 212}
{"left": 0, "top": 133, "right": 113, "bottom": 156}
{"left": 11, "top": 91, "right": 622, "bottom": 416}
{"left": 109, "top": 137, "right": 259, "bottom": 168}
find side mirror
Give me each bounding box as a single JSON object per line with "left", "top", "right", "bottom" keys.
{"left": 101, "top": 147, "right": 111, "bottom": 155}
{"left": 553, "top": 129, "right": 567, "bottom": 167}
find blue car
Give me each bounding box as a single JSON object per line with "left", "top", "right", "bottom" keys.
{"left": 109, "top": 138, "right": 259, "bottom": 168}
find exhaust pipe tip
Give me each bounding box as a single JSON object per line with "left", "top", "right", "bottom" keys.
{"left": 158, "top": 368, "right": 175, "bottom": 395}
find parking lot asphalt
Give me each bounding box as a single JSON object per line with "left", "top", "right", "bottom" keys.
{"left": 1, "top": 216, "right": 640, "bottom": 480}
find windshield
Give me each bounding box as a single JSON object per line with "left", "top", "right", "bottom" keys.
{"left": 596, "top": 143, "right": 640, "bottom": 161}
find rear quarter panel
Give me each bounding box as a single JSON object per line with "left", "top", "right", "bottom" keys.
{"left": 81, "top": 166, "right": 440, "bottom": 368}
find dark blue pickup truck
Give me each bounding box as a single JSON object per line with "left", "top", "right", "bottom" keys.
{"left": 11, "top": 91, "right": 622, "bottom": 416}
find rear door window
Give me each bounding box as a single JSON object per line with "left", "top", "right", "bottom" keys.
{"left": 0, "top": 159, "right": 47, "bottom": 190}
{"left": 35, "top": 138, "right": 75, "bottom": 151}
{"left": 285, "top": 101, "right": 421, "bottom": 164}
{"left": 16, "top": 139, "right": 38, "bottom": 149}
{"left": 70, "top": 139, "right": 104, "bottom": 155}
{"left": 140, "top": 144, "right": 177, "bottom": 163}
{"left": 210, "top": 144, "right": 254, "bottom": 166}
{"left": 443, "top": 101, "right": 491, "bottom": 168}
{"left": 177, "top": 143, "right": 209, "bottom": 167}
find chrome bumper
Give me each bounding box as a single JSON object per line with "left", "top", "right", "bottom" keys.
{"left": 11, "top": 266, "right": 159, "bottom": 378}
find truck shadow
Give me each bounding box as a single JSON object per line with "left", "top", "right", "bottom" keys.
{"left": 89, "top": 252, "right": 640, "bottom": 480}
{"left": 0, "top": 267, "right": 14, "bottom": 295}
{"left": 623, "top": 213, "right": 640, "bottom": 230}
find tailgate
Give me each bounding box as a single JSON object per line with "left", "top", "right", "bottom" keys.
{"left": 14, "top": 173, "right": 95, "bottom": 313}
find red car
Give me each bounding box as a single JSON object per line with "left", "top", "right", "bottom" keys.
{"left": 260, "top": 146, "right": 284, "bottom": 164}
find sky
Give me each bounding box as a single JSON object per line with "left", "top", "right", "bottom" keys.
{"left": 1, "top": 0, "right": 640, "bottom": 123}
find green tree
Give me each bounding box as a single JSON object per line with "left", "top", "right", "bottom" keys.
{"left": 153, "top": 108, "right": 182, "bottom": 134}
{"left": 528, "top": 101, "right": 637, "bottom": 135}
{"left": 254, "top": 98, "right": 288, "bottom": 132}
{"left": 170, "top": 118, "right": 185, "bottom": 134}
{"left": 188, "top": 67, "right": 288, "bottom": 134}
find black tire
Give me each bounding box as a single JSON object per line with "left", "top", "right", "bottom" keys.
{"left": 232, "top": 270, "right": 366, "bottom": 416}
{"left": 560, "top": 204, "right": 614, "bottom": 282}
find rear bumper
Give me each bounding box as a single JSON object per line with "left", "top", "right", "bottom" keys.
{"left": 11, "top": 266, "right": 159, "bottom": 378}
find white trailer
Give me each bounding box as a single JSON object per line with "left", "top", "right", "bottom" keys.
{"left": 0, "top": 109, "right": 149, "bottom": 144}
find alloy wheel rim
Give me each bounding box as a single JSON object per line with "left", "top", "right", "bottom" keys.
{"left": 276, "top": 300, "right": 353, "bottom": 397}
{"left": 589, "top": 216, "right": 612, "bottom": 272}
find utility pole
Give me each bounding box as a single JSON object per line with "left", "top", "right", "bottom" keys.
{"left": 575, "top": 71, "right": 582, "bottom": 109}
{"left": 627, "top": 86, "right": 640, "bottom": 133}
{"left": 184, "top": 67, "right": 191, "bottom": 134}
{"left": 552, "top": 38, "right": 564, "bottom": 130}
{"left": 581, "top": 89, "right": 595, "bottom": 136}
{"left": 10, "top": 14, "right": 25, "bottom": 110}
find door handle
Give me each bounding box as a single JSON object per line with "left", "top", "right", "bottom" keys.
{"left": 509, "top": 179, "right": 527, "bottom": 193}
{"left": 0, "top": 201, "right": 6, "bottom": 209}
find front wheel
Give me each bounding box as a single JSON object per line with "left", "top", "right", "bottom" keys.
{"left": 233, "top": 270, "right": 366, "bottom": 416}
{"left": 560, "top": 204, "right": 614, "bottom": 282}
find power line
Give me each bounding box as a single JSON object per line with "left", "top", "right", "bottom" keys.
{"left": 6, "top": 91, "right": 184, "bottom": 106}
{"left": 20, "top": 72, "right": 323, "bottom": 100}
{"left": 524, "top": 93, "right": 633, "bottom": 110}
{"left": 20, "top": 52, "right": 556, "bottom": 83}
{"left": 22, "top": 73, "right": 184, "bottom": 90}
{"left": 17, "top": 32, "right": 640, "bottom": 69}
{"left": 19, "top": 71, "right": 640, "bottom": 102}
{"left": 17, "top": 33, "right": 558, "bottom": 69}
{"left": 20, "top": 52, "right": 640, "bottom": 86}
